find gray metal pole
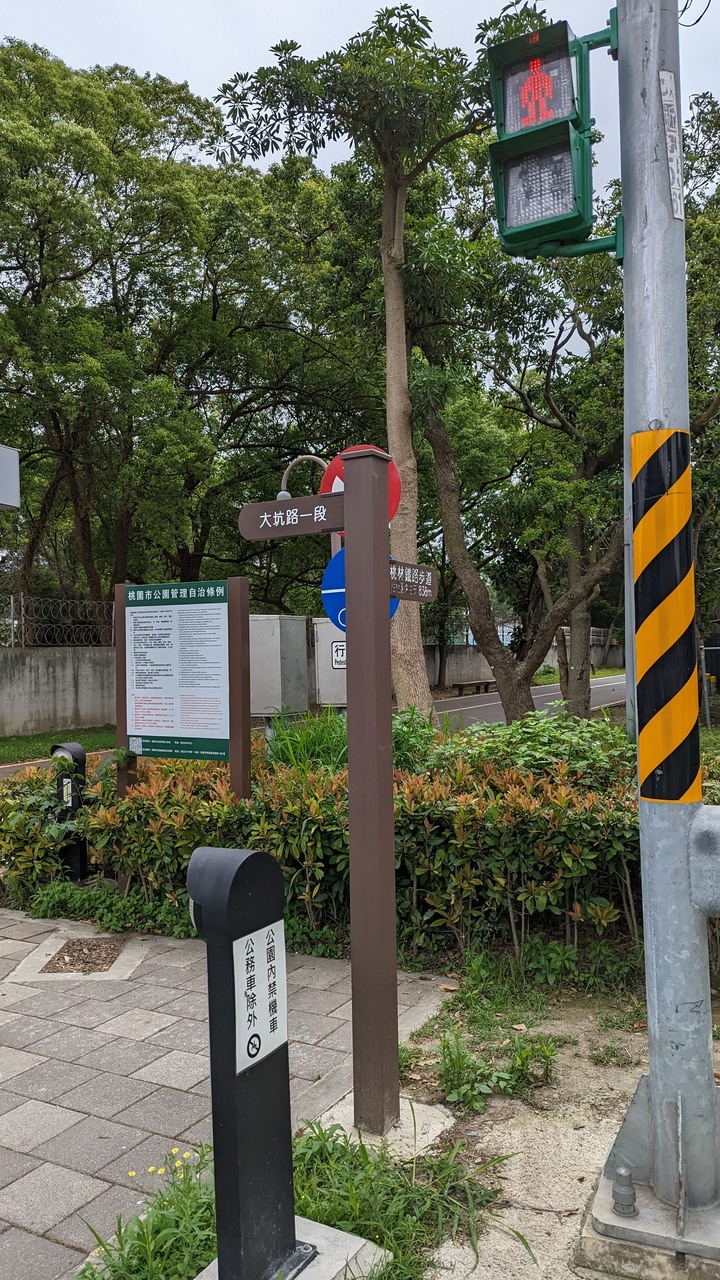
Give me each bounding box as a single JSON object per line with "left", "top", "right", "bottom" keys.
{"left": 618, "top": 0, "right": 716, "bottom": 1208}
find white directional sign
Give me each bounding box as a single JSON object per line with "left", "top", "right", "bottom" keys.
{"left": 233, "top": 920, "right": 288, "bottom": 1074}
{"left": 0, "top": 445, "right": 20, "bottom": 511}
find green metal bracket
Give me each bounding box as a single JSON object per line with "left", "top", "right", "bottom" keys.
{"left": 537, "top": 215, "right": 624, "bottom": 263}
{"left": 580, "top": 9, "right": 618, "bottom": 56}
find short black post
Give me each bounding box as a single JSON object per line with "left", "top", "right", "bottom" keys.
{"left": 51, "top": 742, "right": 88, "bottom": 882}
{"left": 187, "top": 847, "right": 311, "bottom": 1280}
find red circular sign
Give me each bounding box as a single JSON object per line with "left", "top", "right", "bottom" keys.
{"left": 319, "top": 445, "right": 402, "bottom": 523}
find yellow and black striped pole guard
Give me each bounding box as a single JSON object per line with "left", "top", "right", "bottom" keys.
{"left": 632, "top": 428, "right": 701, "bottom": 803}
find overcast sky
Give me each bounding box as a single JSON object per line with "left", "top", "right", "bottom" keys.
{"left": 3, "top": 0, "right": 718, "bottom": 192}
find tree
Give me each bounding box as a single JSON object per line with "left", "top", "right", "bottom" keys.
{"left": 217, "top": 4, "right": 544, "bottom": 713}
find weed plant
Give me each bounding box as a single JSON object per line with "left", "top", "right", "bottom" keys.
{"left": 265, "top": 706, "right": 439, "bottom": 773}
{"left": 589, "top": 1039, "right": 643, "bottom": 1068}
{"left": 597, "top": 995, "right": 647, "bottom": 1032}
{"left": 79, "top": 1147, "right": 215, "bottom": 1279}
{"left": 79, "top": 1127, "right": 527, "bottom": 1280}
{"left": 292, "top": 1121, "right": 525, "bottom": 1278}
{"left": 437, "top": 1031, "right": 557, "bottom": 1112}
{"left": 398, "top": 1041, "right": 422, "bottom": 1084}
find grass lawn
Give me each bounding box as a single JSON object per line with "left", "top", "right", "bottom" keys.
{"left": 0, "top": 725, "right": 117, "bottom": 765}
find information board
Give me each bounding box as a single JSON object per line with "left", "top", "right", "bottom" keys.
{"left": 125, "top": 580, "right": 230, "bottom": 760}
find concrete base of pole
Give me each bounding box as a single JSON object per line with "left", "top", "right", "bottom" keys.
{"left": 194, "top": 1215, "right": 391, "bottom": 1280}
{"left": 590, "top": 1077, "right": 720, "bottom": 1262}
{"left": 584, "top": 1174, "right": 720, "bottom": 1267}
{"left": 577, "top": 1195, "right": 720, "bottom": 1277}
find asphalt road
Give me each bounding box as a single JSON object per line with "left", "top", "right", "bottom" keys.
{"left": 433, "top": 674, "right": 627, "bottom": 728}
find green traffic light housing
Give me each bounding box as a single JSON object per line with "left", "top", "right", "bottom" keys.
{"left": 487, "top": 19, "right": 617, "bottom": 259}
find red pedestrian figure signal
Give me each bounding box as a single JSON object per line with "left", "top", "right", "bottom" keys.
{"left": 520, "top": 57, "right": 556, "bottom": 127}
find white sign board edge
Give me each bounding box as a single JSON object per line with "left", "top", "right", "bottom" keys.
{"left": 233, "top": 920, "right": 288, "bottom": 1074}
{"left": 0, "top": 445, "right": 20, "bottom": 511}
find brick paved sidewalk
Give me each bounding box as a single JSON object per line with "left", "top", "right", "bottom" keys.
{"left": 0, "top": 908, "right": 442, "bottom": 1280}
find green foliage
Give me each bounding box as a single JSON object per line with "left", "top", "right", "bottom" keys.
{"left": 293, "top": 1121, "right": 511, "bottom": 1279}
{"left": 438, "top": 1029, "right": 557, "bottom": 1112}
{"left": 597, "top": 997, "right": 647, "bottom": 1033}
{"left": 0, "top": 748, "right": 640, "bottom": 956}
{"left": 27, "top": 880, "right": 197, "bottom": 939}
{"left": 438, "top": 1033, "right": 510, "bottom": 1111}
{"left": 0, "top": 766, "right": 75, "bottom": 905}
{"left": 78, "top": 1147, "right": 215, "bottom": 1279}
{"left": 266, "top": 709, "right": 348, "bottom": 771}
{"left": 81, "top": 1123, "right": 522, "bottom": 1280}
{"left": 520, "top": 937, "right": 580, "bottom": 988}
{"left": 531, "top": 664, "right": 558, "bottom": 686}
{"left": 391, "top": 707, "right": 439, "bottom": 771}
{"left": 428, "top": 710, "right": 636, "bottom": 788}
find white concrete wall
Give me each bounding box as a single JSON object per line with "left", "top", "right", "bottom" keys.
{"left": 0, "top": 647, "right": 116, "bottom": 735}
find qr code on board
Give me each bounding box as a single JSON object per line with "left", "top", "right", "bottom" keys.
{"left": 128, "top": 737, "right": 142, "bottom": 753}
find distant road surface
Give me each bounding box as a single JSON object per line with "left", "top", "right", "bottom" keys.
{"left": 433, "top": 674, "right": 626, "bottom": 728}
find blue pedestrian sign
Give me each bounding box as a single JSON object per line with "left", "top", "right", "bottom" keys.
{"left": 321, "top": 549, "right": 400, "bottom": 634}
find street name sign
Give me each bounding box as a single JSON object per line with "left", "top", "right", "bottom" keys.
{"left": 238, "top": 492, "right": 344, "bottom": 540}
{"left": 389, "top": 560, "right": 438, "bottom": 602}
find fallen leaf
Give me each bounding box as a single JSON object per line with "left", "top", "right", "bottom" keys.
{"left": 438, "top": 983, "right": 459, "bottom": 992}
{"left": 512, "top": 1023, "right": 527, "bottom": 1032}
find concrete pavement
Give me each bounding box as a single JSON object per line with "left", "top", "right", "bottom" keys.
{"left": 0, "top": 909, "right": 442, "bottom": 1280}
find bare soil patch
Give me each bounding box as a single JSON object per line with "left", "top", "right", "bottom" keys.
{"left": 42, "top": 936, "right": 126, "bottom": 973}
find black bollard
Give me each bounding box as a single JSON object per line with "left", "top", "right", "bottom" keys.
{"left": 187, "top": 847, "right": 315, "bottom": 1280}
{"left": 50, "top": 742, "right": 88, "bottom": 882}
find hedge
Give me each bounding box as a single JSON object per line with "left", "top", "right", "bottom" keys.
{"left": 0, "top": 751, "right": 640, "bottom": 954}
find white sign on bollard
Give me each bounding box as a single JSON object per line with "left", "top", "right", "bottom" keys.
{"left": 233, "top": 920, "right": 288, "bottom": 1074}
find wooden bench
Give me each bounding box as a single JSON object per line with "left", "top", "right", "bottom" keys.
{"left": 453, "top": 679, "right": 496, "bottom": 696}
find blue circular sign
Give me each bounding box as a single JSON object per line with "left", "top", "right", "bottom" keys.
{"left": 321, "top": 549, "right": 399, "bottom": 634}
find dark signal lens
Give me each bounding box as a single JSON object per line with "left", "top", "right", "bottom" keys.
{"left": 504, "top": 141, "right": 575, "bottom": 228}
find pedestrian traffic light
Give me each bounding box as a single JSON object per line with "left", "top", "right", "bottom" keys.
{"left": 487, "top": 22, "right": 594, "bottom": 256}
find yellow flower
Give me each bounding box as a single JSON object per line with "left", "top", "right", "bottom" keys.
{"left": 128, "top": 1171, "right": 136, "bottom": 1178}
{"left": 157, "top": 1167, "right": 165, "bottom": 1175}
{"left": 183, "top": 1151, "right": 191, "bottom": 1159}
{"left": 148, "top": 1166, "right": 156, "bottom": 1173}
{"left": 171, "top": 1147, "right": 179, "bottom": 1155}
{"left": 175, "top": 1159, "right": 183, "bottom": 1167}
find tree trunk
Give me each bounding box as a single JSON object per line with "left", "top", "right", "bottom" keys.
{"left": 437, "top": 615, "right": 448, "bottom": 691}
{"left": 556, "top": 628, "right": 569, "bottom": 698}
{"left": 424, "top": 411, "right": 536, "bottom": 721}
{"left": 566, "top": 524, "right": 592, "bottom": 718}
{"left": 18, "top": 465, "right": 62, "bottom": 599}
{"left": 61, "top": 455, "right": 103, "bottom": 601}
{"left": 381, "top": 167, "right": 434, "bottom": 716}
{"left": 535, "top": 558, "right": 569, "bottom": 699}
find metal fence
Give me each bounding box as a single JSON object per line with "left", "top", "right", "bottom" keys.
{"left": 0, "top": 595, "right": 115, "bottom": 647}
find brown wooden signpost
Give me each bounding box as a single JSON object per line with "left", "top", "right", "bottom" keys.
{"left": 238, "top": 447, "right": 435, "bottom": 1136}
